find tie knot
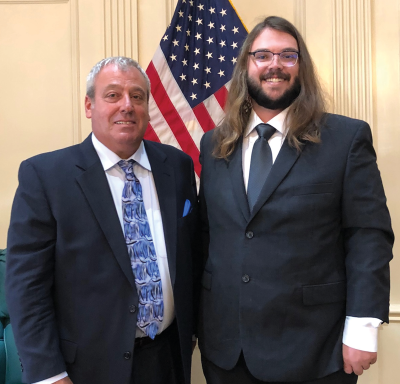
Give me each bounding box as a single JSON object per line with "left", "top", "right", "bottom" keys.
{"left": 255, "top": 124, "right": 276, "bottom": 141}
{"left": 118, "top": 159, "right": 135, "bottom": 176}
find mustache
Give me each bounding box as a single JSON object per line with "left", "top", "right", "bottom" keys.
{"left": 260, "top": 70, "right": 291, "bottom": 81}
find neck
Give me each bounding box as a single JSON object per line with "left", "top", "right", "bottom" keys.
{"left": 252, "top": 102, "right": 282, "bottom": 123}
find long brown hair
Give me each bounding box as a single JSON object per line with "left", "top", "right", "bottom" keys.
{"left": 213, "top": 16, "right": 327, "bottom": 159}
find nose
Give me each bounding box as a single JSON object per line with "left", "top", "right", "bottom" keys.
{"left": 268, "top": 54, "right": 283, "bottom": 69}
{"left": 120, "top": 93, "right": 134, "bottom": 113}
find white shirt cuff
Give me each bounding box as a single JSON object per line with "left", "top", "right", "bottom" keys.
{"left": 342, "top": 316, "right": 382, "bottom": 352}
{"left": 32, "top": 372, "right": 68, "bottom": 384}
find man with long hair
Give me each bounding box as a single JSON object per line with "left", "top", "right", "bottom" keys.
{"left": 198, "top": 16, "right": 393, "bottom": 384}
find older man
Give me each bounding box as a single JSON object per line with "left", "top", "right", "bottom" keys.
{"left": 6, "top": 57, "right": 198, "bottom": 384}
{"left": 198, "top": 16, "right": 393, "bottom": 384}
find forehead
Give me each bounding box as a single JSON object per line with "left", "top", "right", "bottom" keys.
{"left": 251, "top": 27, "right": 298, "bottom": 51}
{"left": 94, "top": 64, "right": 147, "bottom": 91}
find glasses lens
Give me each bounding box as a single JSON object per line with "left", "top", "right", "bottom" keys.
{"left": 279, "top": 52, "right": 298, "bottom": 66}
{"left": 254, "top": 51, "right": 273, "bottom": 62}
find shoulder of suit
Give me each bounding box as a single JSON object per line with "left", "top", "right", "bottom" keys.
{"left": 323, "top": 113, "right": 369, "bottom": 128}
{"left": 321, "top": 113, "right": 371, "bottom": 138}
{"left": 20, "top": 135, "right": 93, "bottom": 171}
{"left": 23, "top": 142, "right": 82, "bottom": 166}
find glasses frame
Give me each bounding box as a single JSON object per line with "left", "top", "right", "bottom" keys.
{"left": 248, "top": 49, "right": 299, "bottom": 67}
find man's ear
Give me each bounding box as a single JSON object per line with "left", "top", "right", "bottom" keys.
{"left": 84, "top": 95, "right": 93, "bottom": 118}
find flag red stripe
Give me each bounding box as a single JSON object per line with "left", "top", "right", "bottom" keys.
{"left": 193, "top": 103, "right": 216, "bottom": 133}
{"left": 214, "top": 86, "right": 229, "bottom": 110}
{"left": 147, "top": 61, "right": 201, "bottom": 175}
{"left": 144, "top": 122, "right": 161, "bottom": 142}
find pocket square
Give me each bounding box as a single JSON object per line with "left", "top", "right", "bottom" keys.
{"left": 182, "top": 199, "right": 192, "bottom": 217}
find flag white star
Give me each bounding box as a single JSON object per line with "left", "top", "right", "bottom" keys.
{"left": 196, "top": 18, "right": 203, "bottom": 25}
{"left": 231, "top": 42, "right": 238, "bottom": 49}
{"left": 231, "top": 57, "right": 237, "bottom": 64}
{"left": 218, "top": 70, "right": 225, "bottom": 77}
{"left": 220, "top": 25, "right": 226, "bottom": 32}
{"left": 180, "top": 74, "right": 186, "bottom": 81}
{"left": 204, "top": 82, "right": 211, "bottom": 89}
{"left": 218, "top": 55, "right": 225, "bottom": 62}
{"left": 232, "top": 26, "right": 239, "bottom": 34}
{"left": 185, "top": 44, "right": 189, "bottom": 51}
{"left": 209, "top": 7, "right": 215, "bottom": 14}
{"left": 163, "top": 35, "right": 168, "bottom": 41}
{"left": 208, "top": 22, "right": 215, "bottom": 29}
{"left": 204, "top": 67, "right": 211, "bottom": 74}
{"left": 170, "top": 54, "right": 177, "bottom": 61}
{"left": 189, "top": 0, "right": 193, "bottom": 5}
{"left": 198, "top": 4, "right": 204, "bottom": 10}
{"left": 182, "top": 59, "right": 188, "bottom": 66}
{"left": 207, "top": 37, "right": 214, "bottom": 44}
{"left": 193, "top": 63, "right": 200, "bottom": 70}
{"left": 172, "top": 39, "right": 179, "bottom": 46}
{"left": 186, "top": 29, "right": 191, "bottom": 36}
{"left": 220, "top": 9, "right": 227, "bottom": 16}
{"left": 194, "top": 48, "right": 200, "bottom": 55}
{"left": 182, "top": 0, "right": 186, "bottom": 3}
{"left": 219, "top": 40, "right": 226, "bottom": 47}
{"left": 206, "top": 52, "right": 213, "bottom": 59}
{"left": 176, "top": 25, "right": 182, "bottom": 32}
{"left": 195, "top": 32, "right": 202, "bottom": 40}
{"left": 191, "top": 78, "right": 198, "bottom": 85}
{"left": 178, "top": 11, "right": 184, "bottom": 17}
{"left": 188, "top": 15, "right": 192, "bottom": 21}
{"left": 190, "top": 93, "right": 197, "bottom": 100}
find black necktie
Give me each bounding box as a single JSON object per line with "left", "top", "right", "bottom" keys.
{"left": 247, "top": 124, "right": 276, "bottom": 210}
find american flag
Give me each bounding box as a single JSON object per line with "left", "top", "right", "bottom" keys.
{"left": 144, "top": 0, "right": 247, "bottom": 177}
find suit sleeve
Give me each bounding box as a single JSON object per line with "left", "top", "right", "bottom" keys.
{"left": 6, "top": 160, "right": 66, "bottom": 383}
{"left": 341, "top": 122, "right": 394, "bottom": 322}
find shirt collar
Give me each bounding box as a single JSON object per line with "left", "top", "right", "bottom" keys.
{"left": 244, "top": 107, "right": 289, "bottom": 138}
{"left": 91, "top": 133, "right": 152, "bottom": 172}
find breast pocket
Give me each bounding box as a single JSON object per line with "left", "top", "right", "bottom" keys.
{"left": 293, "top": 183, "right": 333, "bottom": 196}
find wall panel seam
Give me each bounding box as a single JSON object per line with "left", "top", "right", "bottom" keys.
{"left": 70, "top": 0, "right": 81, "bottom": 144}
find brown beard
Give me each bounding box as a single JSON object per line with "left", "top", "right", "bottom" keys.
{"left": 247, "top": 72, "right": 301, "bottom": 110}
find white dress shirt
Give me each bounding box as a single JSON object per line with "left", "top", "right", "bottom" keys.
{"left": 242, "top": 109, "right": 381, "bottom": 353}
{"left": 34, "top": 134, "right": 174, "bottom": 384}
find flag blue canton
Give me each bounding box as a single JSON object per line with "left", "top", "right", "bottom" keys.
{"left": 160, "top": 0, "right": 247, "bottom": 108}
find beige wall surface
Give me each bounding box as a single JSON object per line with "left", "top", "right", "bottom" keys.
{"left": 0, "top": 0, "right": 399, "bottom": 383}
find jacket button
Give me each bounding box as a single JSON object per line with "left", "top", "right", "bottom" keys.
{"left": 242, "top": 274, "right": 250, "bottom": 283}
{"left": 129, "top": 305, "right": 136, "bottom": 313}
{"left": 245, "top": 231, "right": 254, "bottom": 239}
{"left": 124, "top": 351, "right": 132, "bottom": 360}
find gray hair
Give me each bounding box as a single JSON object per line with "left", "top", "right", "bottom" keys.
{"left": 86, "top": 56, "right": 151, "bottom": 101}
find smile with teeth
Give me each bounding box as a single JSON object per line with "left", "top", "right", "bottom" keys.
{"left": 115, "top": 121, "right": 135, "bottom": 125}
{"left": 265, "top": 78, "right": 284, "bottom": 83}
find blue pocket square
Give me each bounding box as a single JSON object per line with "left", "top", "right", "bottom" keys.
{"left": 182, "top": 199, "right": 192, "bottom": 217}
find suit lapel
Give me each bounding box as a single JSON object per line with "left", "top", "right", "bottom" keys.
{"left": 144, "top": 141, "right": 178, "bottom": 287}
{"left": 75, "top": 135, "right": 136, "bottom": 289}
{"left": 227, "top": 139, "right": 251, "bottom": 222}
{"left": 249, "top": 139, "right": 301, "bottom": 221}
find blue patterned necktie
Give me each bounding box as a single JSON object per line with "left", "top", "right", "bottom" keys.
{"left": 118, "top": 159, "right": 164, "bottom": 339}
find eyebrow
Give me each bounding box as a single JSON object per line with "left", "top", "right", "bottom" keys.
{"left": 102, "top": 84, "right": 146, "bottom": 94}
{"left": 253, "top": 48, "right": 298, "bottom": 52}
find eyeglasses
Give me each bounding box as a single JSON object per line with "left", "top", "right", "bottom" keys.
{"left": 248, "top": 50, "right": 299, "bottom": 67}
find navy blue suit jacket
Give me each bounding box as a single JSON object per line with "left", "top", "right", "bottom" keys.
{"left": 198, "top": 114, "right": 393, "bottom": 382}
{"left": 6, "top": 135, "right": 199, "bottom": 384}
